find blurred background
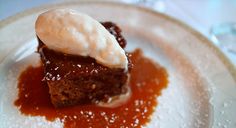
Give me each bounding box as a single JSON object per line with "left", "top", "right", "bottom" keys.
{"left": 0, "top": 0, "right": 236, "bottom": 65}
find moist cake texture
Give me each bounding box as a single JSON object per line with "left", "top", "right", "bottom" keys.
{"left": 37, "top": 22, "right": 132, "bottom": 107}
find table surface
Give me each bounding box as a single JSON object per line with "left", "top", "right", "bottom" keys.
{"left": 0, "top": 0, "right": 236, "bottom": 65}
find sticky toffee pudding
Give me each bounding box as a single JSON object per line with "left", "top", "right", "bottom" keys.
{"left": 14, "top": 9, "right": 168, "bottom": 128}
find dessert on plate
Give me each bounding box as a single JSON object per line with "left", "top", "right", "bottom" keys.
{"left": 14, "top": 8, "right": 168, "bottom": 128}
{"left": 35, "top": 9, "right": 132, "bottom": 108}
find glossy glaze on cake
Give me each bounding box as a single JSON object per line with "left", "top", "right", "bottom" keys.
{"left": 37, "top": 22, "right": 132, "bottom": 107}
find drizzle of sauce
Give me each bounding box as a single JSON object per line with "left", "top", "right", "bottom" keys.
{"left": 15, "top": 49, "right": 168, "bottom": 128}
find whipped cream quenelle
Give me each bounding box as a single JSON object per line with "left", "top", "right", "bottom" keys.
{"left": 35, "top": 9, "right": 128, "bottom": 70}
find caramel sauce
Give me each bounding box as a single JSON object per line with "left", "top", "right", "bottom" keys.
{"left": 15, "top": 49, "right": 168, "bottom": 128}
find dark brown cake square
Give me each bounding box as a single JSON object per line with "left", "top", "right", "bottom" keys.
{"left": 37, "top": 22, "right": 131, "bottom": 108}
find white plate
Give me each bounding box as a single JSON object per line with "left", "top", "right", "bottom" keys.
{"left": 0, "top": 1, "right": 235, "bottom": 128}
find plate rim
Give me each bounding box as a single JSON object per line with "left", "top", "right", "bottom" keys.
{"left": 0, "top": 1, "right": 235, "bottom": 81}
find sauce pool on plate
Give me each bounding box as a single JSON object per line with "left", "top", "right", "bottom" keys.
{"left": 15, "top": 49, "right": 168, "bottom": 128}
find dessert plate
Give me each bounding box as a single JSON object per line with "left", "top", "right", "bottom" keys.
{"left": 0, "top": 1, "right": 235, "bottom": 128}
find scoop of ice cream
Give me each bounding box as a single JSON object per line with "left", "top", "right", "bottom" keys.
{"left": 35, "top": 9, "right": 128, "bottom": 70}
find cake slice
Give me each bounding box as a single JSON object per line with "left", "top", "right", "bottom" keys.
{"left": 36, "top": 9, "right": 131, "bottom": 108}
